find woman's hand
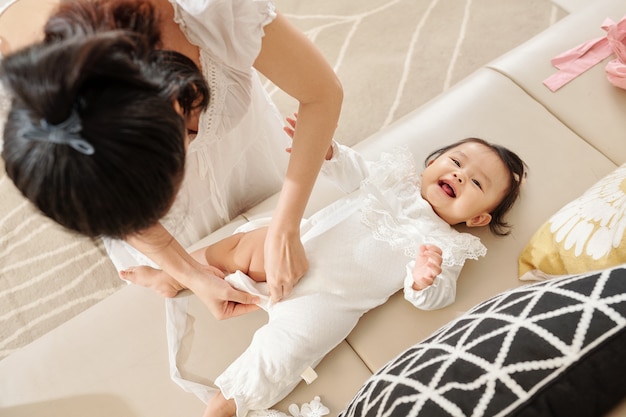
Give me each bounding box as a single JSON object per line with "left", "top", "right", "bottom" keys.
{"left": 120, "top": 262, "right": 259, "bottom": 319}
{"left": 126, "top": 223, "right": 259, "bottom": 319}
{"left": 263, "top": 221, "right": 309, "bottom": 303}
{"left": 185, "top": 266, "right": 261, "bottom": 319}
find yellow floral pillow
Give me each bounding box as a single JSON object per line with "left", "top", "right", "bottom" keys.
{"left": 518, "top": 163, "right": 626, "bottom": 281}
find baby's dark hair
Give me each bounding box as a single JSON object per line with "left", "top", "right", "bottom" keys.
{"left": 0, "top": 1, "right": 209, "bottom": 239}
{"left": 425, "top": 137, "right": 527, "bottom": 236}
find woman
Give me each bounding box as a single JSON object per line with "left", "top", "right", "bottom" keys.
{"left": 0, "top": 0, "right": 343, "bottom": 318}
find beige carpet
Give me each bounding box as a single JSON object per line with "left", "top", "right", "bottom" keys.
{"left": 0, "top": 0, "right": 568, "bottom": 361}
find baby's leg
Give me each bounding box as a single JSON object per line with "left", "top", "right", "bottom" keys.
{"left": 119, "top": 243, "right": 226, "bottom": 297}
{"left": 215, "top": 293, "right": 360, "bottom": 416}
{"left": 203, "top": 227, "right": 268, "bottom": 282}
{"left": 119, "top": 266, "right": 183, "bottom": 298}
{"left": 121, "top": 228, "right": 267, "bottom": 296}
{"left": 203, "top": 391, "right": 236, "bottom": 417}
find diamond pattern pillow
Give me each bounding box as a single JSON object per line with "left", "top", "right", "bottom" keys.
{"left": 339, "top": 267, "right": 626, "bottom": 417}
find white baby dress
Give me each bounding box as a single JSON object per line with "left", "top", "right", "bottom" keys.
{"left": 167, "top": 142, "right": 488, "bottom": 416}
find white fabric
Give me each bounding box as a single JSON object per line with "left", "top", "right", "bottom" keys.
{"left": 105, "top": 0, "right": 290, "bottom": 270}
{"left": 166, "top": 144, "right": 487, "bottom": 416}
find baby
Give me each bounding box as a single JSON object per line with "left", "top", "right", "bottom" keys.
{"left": 125, "top": 129, "right": 527, "bottom": 417}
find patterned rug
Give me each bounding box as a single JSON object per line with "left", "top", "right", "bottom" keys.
{"left": 0, "top": 0, "right": 568, "bottom": 361}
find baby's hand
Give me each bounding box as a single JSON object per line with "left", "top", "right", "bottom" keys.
{"left": 412, "top": 244, "right": 443, "bottom": 291}
{"left": 283, "top": 112, "right": 297, "bottom": 140}
{"left": 284, "top": 112, "right": 334, "bottom": 160}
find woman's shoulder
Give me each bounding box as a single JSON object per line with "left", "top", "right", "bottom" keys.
{"left": 0, "top": 0, "right": 58, "bottom": 54}
{"left": 169, "top": 0, "right": 276, "bottom": 70}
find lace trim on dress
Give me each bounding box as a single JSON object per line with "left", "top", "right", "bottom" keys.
{"left": 196, "top": 52, "right": 222, "bottom": 145}
{"left": 359, "top": 147, "right": 487, "bottom": 266}
{"left": 160, "top": 54, "right": 231, "bottom": 233}
{"left": 247, "top": 396, "right": 330, "bottom": 417}
{"left": 191, "top": 54, "right": 229, "bottom": 217}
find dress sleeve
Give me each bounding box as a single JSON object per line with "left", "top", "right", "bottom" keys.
{"left": 169, "top": 0, "right": 276, "bottom": 71}
{"left": 320, "top": 141, "right": 372, "bottom": 194}
{"left": 402, "top": 260, "right": 461, "bottom": 311}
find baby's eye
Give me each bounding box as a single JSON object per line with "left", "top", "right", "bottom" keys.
{"left": 451, "top": 158, "right": 461, "bottom": 167}
{"left": 472, "top": 179, "right": 482, "bottom": 189}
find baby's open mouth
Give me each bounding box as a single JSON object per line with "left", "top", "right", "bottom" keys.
{"left": 439, "top": 180, "right": 456, "bottom": 197}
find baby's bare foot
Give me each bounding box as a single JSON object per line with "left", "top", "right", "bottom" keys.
{"left": 120, "top": 266, "right": 185, "bottom": 298}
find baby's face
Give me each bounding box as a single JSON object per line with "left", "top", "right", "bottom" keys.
{"left": 420, "top": 142, "right": 510, "bottom": 228}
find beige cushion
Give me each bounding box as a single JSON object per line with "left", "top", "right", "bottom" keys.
{"left": 488, "top": 0, "right": 626, "bottom": 165}
{"left": 519, "top": 163, "right": 626, "bottom": 280}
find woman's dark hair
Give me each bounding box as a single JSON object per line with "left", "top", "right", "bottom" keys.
{"left": 0, "top": 0, "right": 209, "bottom": 239}
{"left": 1, "top": 35, "right": 179, "bottom": 239}
{"left": 44, "top": 0, "right": 162, "bottom": 49}
{"left": 425, "top": 137, "right": 528, "bottom": 236}
{"left": 43, "top": 0, "right": 209, "bottom": 116}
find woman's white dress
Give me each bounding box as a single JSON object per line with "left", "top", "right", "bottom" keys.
{"left": 104, "top": 0, "right": 290, "bottom": 270}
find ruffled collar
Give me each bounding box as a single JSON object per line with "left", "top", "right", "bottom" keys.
{"left": 359, "top": 147, "right": 486, "bottom": 266}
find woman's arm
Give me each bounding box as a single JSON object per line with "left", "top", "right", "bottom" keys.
{"left": 125, "top": 223, "right": 260, "bottom": 319}
{"left": 253, "top": 12, "right": 343, "bottom": 303}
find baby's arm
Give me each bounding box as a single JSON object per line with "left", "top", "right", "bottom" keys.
{"left": 285, "top": 113, "right": 371, "bottom": 193}
{"left": 403, "top": 244, "right": 460, "bottom": 310}
{"left": 411, "top": 244, "right": 443, "bottom": 290}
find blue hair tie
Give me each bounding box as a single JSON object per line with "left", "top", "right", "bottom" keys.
{"left": 22, "top": 109, "right": 95, "bottom": 155}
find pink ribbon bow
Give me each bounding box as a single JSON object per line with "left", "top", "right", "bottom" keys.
{"left": 543, "top": 15, "right": 626, "bottom": 92}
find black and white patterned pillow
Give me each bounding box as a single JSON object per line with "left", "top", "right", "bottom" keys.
{"left": 340, "top": 266, "right": 626, "bottom": 417}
